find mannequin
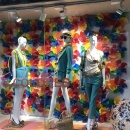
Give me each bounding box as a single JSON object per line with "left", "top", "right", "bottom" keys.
{"left": 47, "top": 33, "right": 73, "bottom": 128}
{"left": 10, "top": 36, "right": 27, "bottom": 127}
{"left": 80, "top": 34, "right": 105, "bottom": 130}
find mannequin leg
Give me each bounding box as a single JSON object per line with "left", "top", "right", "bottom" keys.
{"left": 86, "top": 118, "right": 91, "bottom": 130}
{"left": 89, "top": 83, "right": 100, "bottom": 119}
{"left": 91, "top": 118, "right": 95, "bottom": 127}
{"left": 12, "top": 87, "right": 24, "bottom": 124}
{"left": 61, "top": 87, "right": 71, "bottom": 115}
{"left": 17, "top": 88, "right": 24, "bottom": 122}
{"left": 48, "top": 87, "right": 59, "bottom": 119}
{"left": 84, "top": 83, "right": 92, "bottom": 129}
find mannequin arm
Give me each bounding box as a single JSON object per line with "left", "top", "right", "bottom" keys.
{"left": 102, "top": 67, "right": 106, "bottom": 88}
{"left": 10, "top": 53, "right": 16, "bottom": 84}
{"left": 100, "top": 51, "right": 106, "bottom": 88}
{"left": 66, "top": 46, "right": 73, "bottom": 78}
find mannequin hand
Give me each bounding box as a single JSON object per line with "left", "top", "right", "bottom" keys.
{"left": 10, "top": 78, "right": 16, "bottom": 85}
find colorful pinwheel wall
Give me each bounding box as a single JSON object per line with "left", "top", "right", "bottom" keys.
{"left": 0, "top": 13, "right": 128, "bottom": 122}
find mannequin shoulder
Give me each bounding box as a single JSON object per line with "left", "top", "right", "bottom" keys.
{"left": 12, "top": 49, "right": 17, "bottom": 54}
{"left": 66, "top": 45, "right": 73, "bottom": 50}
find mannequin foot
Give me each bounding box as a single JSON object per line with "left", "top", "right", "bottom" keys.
{"left": 90, "top": 122, "right": 98, "bottom": 129}
{"left": 12, "top": 119, "right": 24, "bottom": 128}
{"left": 46, "top": 118, "right": 56, "bottom": 129}
{"left": 86, "top": 118, "right": 92, "bottom": 130}
{"left": 12, "top": 118, "right": 24, "bottom": 125}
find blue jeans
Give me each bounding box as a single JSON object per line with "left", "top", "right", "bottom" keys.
{"left": 84, "top": 74, "right": 102, "bottom": 119}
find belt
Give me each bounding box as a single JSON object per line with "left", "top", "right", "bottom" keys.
{"left": 83, "top": 72, "right": 101, "bottom": 77}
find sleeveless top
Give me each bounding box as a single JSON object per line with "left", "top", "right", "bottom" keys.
{"left": 85, "top": 49, "right": 103, "bottom": 74}
{"left": 12, "top": 49, "right": 27, "bottom": 67}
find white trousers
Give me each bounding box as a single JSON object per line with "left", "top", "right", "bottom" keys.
{"left": 48, "top": 86, "right": 71, "bottom": 119}
{"left": 12, "top": 87, "right": 24, "bottom": 124}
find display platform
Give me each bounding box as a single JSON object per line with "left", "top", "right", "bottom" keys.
{"left": 0, "top": 120, "right": 112, "bottom": 130}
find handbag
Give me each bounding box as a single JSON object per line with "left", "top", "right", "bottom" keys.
{"left": 56, "top": 111, "right": 73, "bottom": 130}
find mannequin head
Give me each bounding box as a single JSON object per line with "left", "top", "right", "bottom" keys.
{"left": 18, "top": 36, "right": 27, "bottom": 50}
{"left": 60, "top": 33, "right": 72, "bottom": 45}
{"left": 89, "top": 34, "right": 98, "bottom": 49}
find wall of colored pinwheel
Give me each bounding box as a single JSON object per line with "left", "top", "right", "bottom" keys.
{"left": 0, "top": 13, "right": 128, "bottom": 122}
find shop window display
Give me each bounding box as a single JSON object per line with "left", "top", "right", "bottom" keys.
{"left": 0, "top": 12, "right": 128, "bottom": 129}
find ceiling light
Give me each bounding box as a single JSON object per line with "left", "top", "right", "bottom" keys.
{"left": 39, "top": 8, "right": 47, "bottom": 22}
{"left": 14, "top": 12, "right": 22, "bottom": 22}
{"left": 59, "top": 10, "right": 66, "bottom": 19}
{"left": 59, "top": 7, "right": 67, "bottom": 19}
{"left": 15, "top": 16, "right": 22, "bottom": 22}
{"left": 39, "top": 13, "right": 47, "bottom": 22}
{"left": 116, "top": 0, "right": 126, "bottom": 15}
{"left": 9, "top": 11, "right": 22, "bottom": 22}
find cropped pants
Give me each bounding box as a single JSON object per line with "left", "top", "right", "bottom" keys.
{"left": 84, "top": 74, "right": 102, "bottom": 119}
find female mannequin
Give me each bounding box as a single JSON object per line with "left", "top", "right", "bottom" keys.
{"left": 47, "top": 33, "right": 73, "bottom": 128}
{"left": 80, "top": 34, "right": 105, "bottom": 130}
{"left": 10, "top": 36, "right": 28, "bottom": 127}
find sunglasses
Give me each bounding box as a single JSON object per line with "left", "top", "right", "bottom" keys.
{"left": 60, "top": 35, "right": 72, "bottom": 39}
{"left": 60, "top": 35, "right": 68, "bottom": 39}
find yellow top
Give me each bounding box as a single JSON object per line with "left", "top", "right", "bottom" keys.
{"left": 12, "top": 49, "right": 27, "bottom": 67}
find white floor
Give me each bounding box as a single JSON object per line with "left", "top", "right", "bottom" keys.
{"left": 0, "top": 113, "right": 112, "bottom": 128}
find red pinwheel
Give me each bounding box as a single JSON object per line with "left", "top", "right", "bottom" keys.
{"left": 118, "top": 34, "right": 127, "bottom": 43}
{"left": 45, "top": 87, "right": 52, "bottom": 95}
{"left": 72, "top": 17, "right": 79, "bottom": 31}
{"left": 37, "top": 104, "right": 44, "bottom": 112}
{"left": 105, "top": 67, "right": 110, "bottom": 76}
{"left": 6, "top": 24, "right": 13, "bottom": 34}
{"left": 30, "top": 31, "right": 39, "bottom": 42}
{"left": 3, "top": 47, "right": 12, "bottom": 55}
{"left": 78, "top": 32, "right": 87, "bottom": 42}
{"left": 45, "top": 60, "right": 52, "bottom": 67}
{"left": 103, "top": 14, "right": 115, "bottom": 27}
{"left": 27, "top": 98, "right": 35, "bottom": 106}
{"left": 44, "top": 24, "right": 50, "bottom": 32}
{"left": 58, "top": 89, "right": 63, "bottom": 97}
{"left": 73, "top": 33, "right": 80, "bottom": 44}
{"left": 31, "top": 22, "right": 38, "bottom": 32}
{"left": 5, "top": 34, "right": 14, "bottom": 46}
{"left": 32, "top": 92, "right": 39, "bottom": 98}
{"left": 109, "top": 45, "right": 118, "bottom": 59}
